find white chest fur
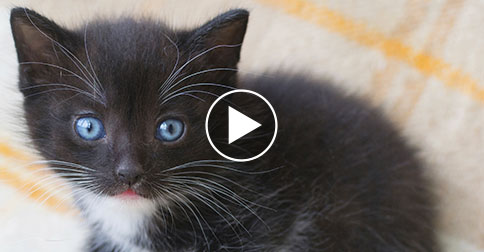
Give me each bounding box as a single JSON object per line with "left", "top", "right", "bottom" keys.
{"left": 77, "top": 190, "right": 157, "bottom": 252}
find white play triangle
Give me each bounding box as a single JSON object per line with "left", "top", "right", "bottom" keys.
{"left": 228, "top": 106, "right": 261, "bottom": 144}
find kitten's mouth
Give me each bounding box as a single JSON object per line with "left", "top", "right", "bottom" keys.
{"left": 109, "top": 183, "right": 152, "bottom": 199}
{"left": 117, "top": 188, "right": 141, "bottom": 199}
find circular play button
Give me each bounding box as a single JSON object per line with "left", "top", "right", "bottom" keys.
{"left": 205, "top": 89, "right": 278, "bottom": 162}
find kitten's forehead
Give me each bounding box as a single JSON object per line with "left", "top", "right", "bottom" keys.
{"left": 85, "top": 20, "right": 178, "bottom": 81}
{"left": 81, "top": 20, "right": 184, "bottom": 115}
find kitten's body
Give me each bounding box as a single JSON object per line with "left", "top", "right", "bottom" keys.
{"left": 10, "top": 8, "right": 437, "bottom": 252}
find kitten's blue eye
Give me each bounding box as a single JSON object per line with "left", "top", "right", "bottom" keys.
{"left": 75, "top": 117, "right": 106, "bottom": 141}
{"left": 157, "top": 119, "right": 184, "bottom": 142}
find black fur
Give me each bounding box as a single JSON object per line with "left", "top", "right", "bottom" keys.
{"left": 10, "top": 7, "right": 437, "bottom": 252}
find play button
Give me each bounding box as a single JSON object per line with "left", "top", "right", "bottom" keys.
{"left": 205, "top": 89, "right": 278, "bottom": 162}
{"left": 228, "top": 107, "right": 261, "bottom": 144}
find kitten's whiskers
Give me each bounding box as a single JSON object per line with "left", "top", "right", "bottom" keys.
{"left": 159, "top": 44, "right": 241, "bottom": 101}
{"left": 160, "top": 68, "right": 237, "bottom": 97}
{"left": 158, "top": 32, "right": 181, "bottom": 94}
{"left": 166, "top": 180, "right": 246, "bottom": 242}
{"left": 83, "top": 24, "right": 105, "bottom": 99}
{"left": 161, "top": 82, "right": 236, "bottom": 104}
{"left": 163, "top": 187, "right": 212, "bottom": 250}
{"left": 22, "top": 8, "right": 106, "bottom": 105}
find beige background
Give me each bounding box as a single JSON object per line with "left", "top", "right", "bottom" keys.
{"left": 0, "top": 0, "right": 483, "bottom": 251}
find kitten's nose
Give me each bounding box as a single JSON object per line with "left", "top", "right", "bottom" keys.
{"left": 116, "top": 163, "right": 143, "bottom": 186}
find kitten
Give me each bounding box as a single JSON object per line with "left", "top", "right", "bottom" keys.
{"left": 10, "top": 7, "right": 437, "bottom": 252}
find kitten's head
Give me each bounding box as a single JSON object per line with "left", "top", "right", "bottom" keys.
{"left": 10, "top": 8, "right": 249, "bottom": 201}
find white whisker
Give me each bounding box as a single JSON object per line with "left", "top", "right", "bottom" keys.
{"left": 160, "top": 68, "right": 237, "bottom": 96}
{"left": 84, "top": 24, "right": 105, "bottom": 100}
{"left": 161, "top": 82, "right": 235, "bottom": 102}
{"left": 159, "top": 43, "right": 241, "bottom": 98}
{"left": 22, "top": 8, "right": 106, "bottom": 104}
{"left": 159, "top": 32, "right": 181, "bottom": 93}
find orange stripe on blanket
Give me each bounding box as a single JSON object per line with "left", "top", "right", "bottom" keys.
{"left": 257, "top": 0, "right": 484, "bottom": 103}
{"left": 0, "top": 140, "right": 74, "bottom": 213}
{"left": 0, "top": 165, "right": 74, "bottom": 213}
{"left": 0, "top": 142, "right": 37, "bottom": 163}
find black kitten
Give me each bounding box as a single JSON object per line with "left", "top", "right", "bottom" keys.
{"left": 10, "top": 7, "right": 437, "bottom": 252}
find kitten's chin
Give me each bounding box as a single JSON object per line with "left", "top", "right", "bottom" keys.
{"left": 75, "top": 188, "right": 158, "bottom": 211}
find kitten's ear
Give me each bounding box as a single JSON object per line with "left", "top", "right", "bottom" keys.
{"left": 10, "top": 8, "right": 74, "bottom": 89}
{"left": 11, "top": 8, "right": 74, "bottom": 64}
{"left": 189, "top": 9, "right": 249, "bottom": 67}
